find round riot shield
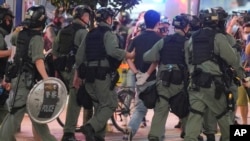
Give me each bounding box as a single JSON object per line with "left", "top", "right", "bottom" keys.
{"left": 27, "top": 77, "right": 68, "bottom": 124}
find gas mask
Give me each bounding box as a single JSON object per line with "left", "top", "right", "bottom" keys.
{"left": 0, "top": 16, "right": 13, "bottom": 34}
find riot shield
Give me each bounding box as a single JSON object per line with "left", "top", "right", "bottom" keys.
{"left": 27, "top": 77, "right": 68, "bottom": 124}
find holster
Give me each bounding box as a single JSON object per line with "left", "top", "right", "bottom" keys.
{"left": 110, "top": 70, "right": 120, "bottom": 90}
{"left": 214, "top": 79, "right": 225, "bottom": 99}
{"left": 23, "top": 62, "right": 36, "bottom": 89}
{"left": 78, "top": 63, "right": 87, "bottom": 79}
{"left": 5, "top": 62, "right": 18, "bottom": 82}
{"left": 85, "top": 67, "right": 97, "bottom": 83}
{"left": 160, "top": 70, "right": 172, "bottom": 87}
{"left": 65, "top": 55, "right": 75, "bottom": 72}
{"left": 171, "top": 70, "right": 184, "bottom": 85}
{"left": 192, "top": 69, "right": 213, "bottom": 88}
{"left": 54, "top": 55, "right": 75, "bottom": 72}
{"left": 160, "top": 70, "right": 183, "bottom": 87}
{"left": 53, "top": 56, "right": 67, "bottom": 71}
{"left": 85, "top": 67, "right": 110, "bottom": 83}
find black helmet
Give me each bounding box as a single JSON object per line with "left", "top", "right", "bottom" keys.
{"left": 199, "top": 8, "right": 226, "bottom": 27}
{"left": 212, "top": 7, "right": 228, "bottom": 33}
{"left": 23, "top": 5, "right": 47, "bottom": 28}
{"left": 189, "top": 15, "right": 201, "bottom": 31}
{"left": 0, "top": 7, "right": 14, "bottom": 20}
{"left": 118, "top": 11, "right": 131, "bottom": 25}
{"left": 95, "top": 7, "right": 115, "bottom": 22}
{"left": 72, "top": 5, "right": 92, "bottom": 19}
{"left": 0, "top": 7, "right": 14, "bottom": 34}
{"left": 172, "top": 14, "right": 190, "bottom": 29}
{"left": 212, "top": 7, "right": 228, "bottom": 21}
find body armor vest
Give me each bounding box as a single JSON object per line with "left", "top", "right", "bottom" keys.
{"left": 191, "top": 29, "right": 216, "bottom": 65}
{"left": 57, "top": 23, "right": 85, "bottom": 54}
{"left": 160, "top": 33, "right": 186, "bottom": 65}
{"left": 85, "top": 26, "right": 122, "bottom": 70}
{"left": 14, "top": 28, "right": 41, "bottom": 68}
{"left": 85, "top": 26, "right": 110, "bottom": 61}
{"left": 0, "top": 31, "right": 7, "bottom": 78}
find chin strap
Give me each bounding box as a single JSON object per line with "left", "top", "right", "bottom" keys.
{"left": 80, "top": 19, "right": 89, "bottom": 28}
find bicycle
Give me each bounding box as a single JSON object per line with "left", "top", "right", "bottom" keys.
{"left": 110, "top": 86, "right": 136, "bottom": 133}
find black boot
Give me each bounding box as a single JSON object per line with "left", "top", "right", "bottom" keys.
{"left": 80, "top": 124, "right": 96, "bottom": 141}
{"left": 95, "top": 136, "right": 105, "bottom": 141}
{"left": 180, "top": 132, "right": 203, "bottom": 141}
{"left": 61, "top": 132, "right": 78, "bottom": 141}
{"left": 180, "top": 131, "right": 185, "bottom": 138}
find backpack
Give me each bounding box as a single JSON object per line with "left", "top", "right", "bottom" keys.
{"left": 57, "top": 23, "right": 85, "bottom": 54}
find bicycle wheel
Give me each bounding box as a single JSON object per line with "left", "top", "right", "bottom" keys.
{"left": 111, "top": 88, "right": 136, "bottom": 133}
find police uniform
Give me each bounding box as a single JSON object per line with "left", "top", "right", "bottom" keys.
{"left": 202, "top": 32, "right": 245, "bottom": 140}
{"left": 184, "top": 26, "right": 242, "bottom": 141}
{"left": 143, "top": 30, "right": 187, "bottom": 140}
{"left": 0, "top": 27, "right": 9, "bottom": 125}
{"left": 75, "top": 21, "right": 126, "bottom": 139}
{"left": 0, "top": 5, "right": 57, "bottom": 141}
{"left": 52, "top": 19, "right": 89, "bottom": 135}
{"left": 0, "top": 28, "right": 57, "bottom": 141}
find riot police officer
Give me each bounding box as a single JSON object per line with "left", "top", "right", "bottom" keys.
{"left": 184, "top": 8, "right": 243, "bottom": 141}
{"left": 0, "top": 5, "right": 14, "bottom": 125}
{"left": 202, "top": 7, "right": 245, "bottom": 141}
{"left": 52, "top": 5, "right": 93, "bottom": 141}
{"left": 75, "top": 7, "right": 134, "bottom": 141}
{"left": 0, "top": 5, "right": 57, "bottom": 141}
{"left": 143, "top": 14, "right": 190, "bottom": 141}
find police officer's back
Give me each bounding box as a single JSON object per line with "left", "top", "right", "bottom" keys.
{"left": 75, "top": 7, "right": 134, "bottom": 141}
{"left": 143, "top": 14, "right": 190, "bottom": 141}
{"left": 52, "top": 5, "right": 94, "bottom": 141}
{"left": 0, "top": 5, "right": 14, "bottom": 126}
{"left": 0, "top": 5, "right": 57, "bottom": 141}
{"left": 183, "top": 8, "right": 241, "bottom": 141}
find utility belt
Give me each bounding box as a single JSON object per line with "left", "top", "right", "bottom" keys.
{"left": 54, "top": 55, "right": 75, "bottom": 72}
{"left": 160, "top": 70, "right": 183, "bottom": 87}
{"left": 85, "top": 66, "right": 110, "bottom": 83}
{"left": 84, "top": 66, "right": 119, "bottom": 90}
{"left": 190, "top": 69, "right": 227, "bottom": 99}
{"left": 191, "top": 70, "right": 214, "bottom": 89}
{"left": 5, "top": 62, "right": 39, "bottom": 89}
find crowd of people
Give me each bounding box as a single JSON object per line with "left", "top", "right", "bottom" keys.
{"left": 0, "top": 2, "right": 250, "bottom": 141}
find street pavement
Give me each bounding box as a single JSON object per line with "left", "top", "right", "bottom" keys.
{"left": 15, "top": 105, "right": 250, "bottom": 141}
